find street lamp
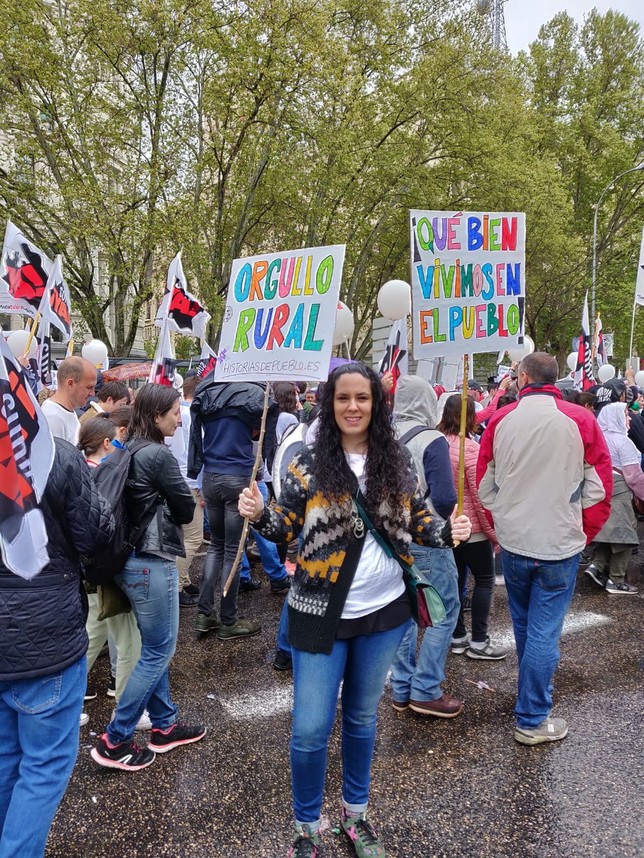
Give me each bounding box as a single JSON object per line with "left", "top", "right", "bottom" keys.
{"left": 591, "top": 162, "right": 644, "bottom": 326}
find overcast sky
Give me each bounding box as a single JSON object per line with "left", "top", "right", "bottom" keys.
{"left": 504, "top": 1, "right": 644, "bottom": 54}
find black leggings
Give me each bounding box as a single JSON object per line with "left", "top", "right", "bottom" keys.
{"left": 453, "top": 539, "right": 495, "bottom": 643}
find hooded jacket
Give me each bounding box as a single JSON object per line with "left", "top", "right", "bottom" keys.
{"left": 394, "top": 376, "right": 456, "bottom": 519}
{"left": 187, "top": 380, "right": 277, "bottom": 478}
{"left": 477, "top": 384, "right": 612, "bottom": 560}
{"left": 0, "top": 439, "right": 114, "bottom": 680}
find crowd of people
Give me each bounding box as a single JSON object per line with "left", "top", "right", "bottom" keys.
{"left": 1, "top": 347, "right": 640, "bottom": 857}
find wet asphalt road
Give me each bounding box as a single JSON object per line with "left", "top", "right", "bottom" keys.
{"left": 45, "top": 549, "right": 643, "bottom": 858}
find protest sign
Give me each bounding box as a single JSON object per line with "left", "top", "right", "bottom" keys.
{"left": 215, "top": 244, "right": 345, "bottom": 382}
{"left": 410, "top": 210, "right": 526, "bottom": 358}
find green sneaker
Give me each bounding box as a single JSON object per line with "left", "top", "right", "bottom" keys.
{"left": 195, "top": 612, "right": 220, "bottom": 636}
{"left": 216, "top": 618, "right": 261, "bottom": 640}
{"left": 340, "top": 808, "right": 386, "bottom": 857}
{"left": 287, "top": 824, "right": 320, "bottom": 857}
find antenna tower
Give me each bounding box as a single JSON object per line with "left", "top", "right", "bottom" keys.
{"left": 476, "top": 0, "right": 508, "bottom": 51}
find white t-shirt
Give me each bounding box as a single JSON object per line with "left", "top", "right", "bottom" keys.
{"left": 165, "top": 401, "right": 199, "bottom": 491}
{"left": 42, "top": 399, "right": 80, "bottom": 444}
{"left": 341, "top": 452, "right": 404, "bottom": 619}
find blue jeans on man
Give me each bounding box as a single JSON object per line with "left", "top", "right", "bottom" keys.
{"left": 291, "top": 621, "right": 409, "bottom": 825}
{"left": 390, "top": 545, "right": 460, "bottom": 704}
{"left": 109, "top": 554, "right": 179, "bottom": 743}
{"left": 501, "top": 549, "right": 579, "bottom": 729}
{"left": 0, "top": 656, "right": 86, "bottom": 858}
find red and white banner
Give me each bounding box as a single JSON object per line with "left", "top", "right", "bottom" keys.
{"left": 155, "top": 253, "right": 210, "bottom": 341}
{"left": 196, "top": 342, "right": 217, "bottom": 378}
{"left": 148, "top": 320, "right": 177, "bottom": 387}
{"left": 0, "top": 328, "right": 55, "bottom": 578}
{"left": 0, "top": 221, "right": 54, "bottom": 317}
{"left": 378, "top": 318, "right": 408, "bottom": 396}
{"left": 574, "top": 292, "right": 595, "bottom": 391}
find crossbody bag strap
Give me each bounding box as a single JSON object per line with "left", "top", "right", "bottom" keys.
{"left": 353, "top": 489, "right": 412, "bottom": 574}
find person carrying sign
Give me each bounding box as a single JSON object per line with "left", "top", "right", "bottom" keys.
{"left": 239, "top": 362, "right": 471, "bottom": 858}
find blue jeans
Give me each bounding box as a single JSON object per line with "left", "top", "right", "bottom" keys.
{"left": 109, "top": 554, "right": 179, "bottom": 743}
{"left": 250, "top": 483, "right": 288, "bottom": 582}
{"left": 501, "top": 549, "right": 579, "bottom": 729}
{"left": 390, "top": 546, "right": 459, "bottom": 703}
{"left": 291, "top": 621, "right": 409, "bottom": 824}
{"left": 200, "top": 472, "right": 249, "bottom": 624}
{"left": 0, "top": 656, "right": 86, "bottom": 858}
{"left": 277, "top": 599, "right": 290, "bottom": 654}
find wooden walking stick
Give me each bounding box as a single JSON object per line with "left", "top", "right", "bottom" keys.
{"left": 223, "top": 382, "right": 271, "bottom": 597}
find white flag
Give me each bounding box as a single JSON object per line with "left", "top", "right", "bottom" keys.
{"left": 0, "top": 328, "right": 55, "bottom": 579}
{"left": 634, "top": 227, "right": 644, "bottom": 306}
{"left": 0, "top": 220, "right": 54, "bottom": 317}
{"left": 155, "top": 253, "right": 210, "bottom": 341}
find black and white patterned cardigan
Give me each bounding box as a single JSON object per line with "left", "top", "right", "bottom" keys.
{"left": 254, "top": 446, "right": 453, "bottom": 654}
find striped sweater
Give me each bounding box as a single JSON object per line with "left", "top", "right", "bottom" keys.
{"left": 255, "top": 446, "right": 453, "bottom": 653}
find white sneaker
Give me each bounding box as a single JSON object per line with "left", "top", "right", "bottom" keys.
{"left": 136, "top": 710, "right": 153, "bottom": 731}
{"left": 79, "top": 712, "right": 89, "bottom": 727}
{"left": 110, "top": 708, "right": 153, "bottom": 731}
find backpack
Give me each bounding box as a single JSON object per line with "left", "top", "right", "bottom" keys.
{"left": 271, "top": 422, "right": 310, "bottom": 500}
{"left": 82, "top": 440, "right": 158, "bottom": 585}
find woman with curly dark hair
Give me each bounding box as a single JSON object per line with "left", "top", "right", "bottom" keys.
{"left": 240, "top": 363, "right": 471, "bottom": 858}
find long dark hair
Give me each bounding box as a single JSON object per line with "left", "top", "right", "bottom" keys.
{"left": 438, "top": 394, "right": 476, "bottom": 436}
{"left": 313, "top": 363, "right": 411, "bottom": 518}
{"left": 129, "top": 383, "right": 179, "bottom": 443}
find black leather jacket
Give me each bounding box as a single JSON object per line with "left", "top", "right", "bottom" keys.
{"left": 127, "top": 440, "right": 195, "bottom": 557}
{"left": 0, "top": 439, "right": 114, "bottom": 680}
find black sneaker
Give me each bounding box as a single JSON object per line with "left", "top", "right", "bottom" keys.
{"left": 84, "top": 686, "right": 97, "bottom": 701}
{"left": 183, "top": 583, "right": 199, "bottom": 595}
{"left": 605, "top": 579, "right": 638, "bottom": 595}
{"left": 106, "top": 674, "right": 116, "bottom": 697}
{"left": 239, "top": 577, "right": 261, "bottom": 592}
{"left": 147, "top": 721, "right": 206, "bottom": 753}
{"left": 273, "top": 648, "right": 293, "bottom": 671}
{"left": 270, "top": 576, "right": 291, "bottom": 594}
{"left": 91, "top": 734, "right": 156, "bottom": 771}
{"left": 179, "top": 589, "right": 199, "bottom": 607}
{"left": 196, "top": 612, "right": 220, "bottom": 636}
{"left": 585, "top": 564, "right": 608, "bottom": 589}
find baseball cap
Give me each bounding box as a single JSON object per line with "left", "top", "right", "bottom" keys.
{"left": 467, "top": 380, "right": 483, "bottom": 392}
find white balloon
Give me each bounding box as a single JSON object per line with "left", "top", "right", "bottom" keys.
{"left": 566, "top": 351, "right": 578, "bottom": 372}
{"left": 597, "top": 363, "right": 615, "bottom": 382}
{"left": 7, "top": 329, "right": 38, "bottom": 359}
{"left": 333, "top": 302, "right": 354, "bottom": 346}
{"left": 634, "top": 370, "right": 644, "bottom": 387}
{"left": 82, "top": 339, "right": 109, "bottom": 367}
{"left": 507, "top": 334, "right": 535, "bottom": 362}
{"left": 377, "top": 279, "right": 411, "bottom": 321}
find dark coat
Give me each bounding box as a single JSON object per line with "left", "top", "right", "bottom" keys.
{"left": 187, "top": 381, "right": 277, "bottom": 479}
{"left": 127, "top": 441, "right": 195, "bottom": 557}
{"left": 0, "top": 439, "right": 114, "bottom": 681}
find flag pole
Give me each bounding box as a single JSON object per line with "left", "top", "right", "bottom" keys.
{"left": 22, "top": 311, "right": 41, "bottom": 357}
{"left": 457, "top": 354, "right": 469, "bottom": 516}
{"left": 629, "top": 296, "right": 637, "bottom": 370}
{"left": 223, "top": 383, "right": 271, "bottom": 597}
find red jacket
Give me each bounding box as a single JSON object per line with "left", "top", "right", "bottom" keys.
{"left": 476, "top": 385, "right": 612, "bottom": 560}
